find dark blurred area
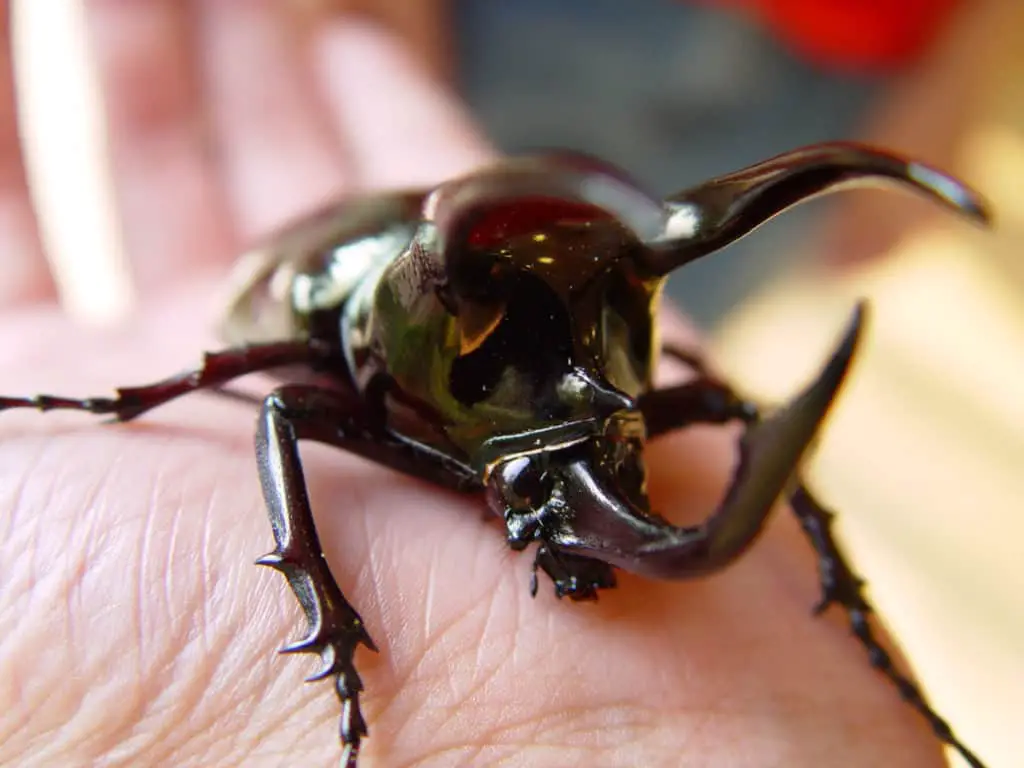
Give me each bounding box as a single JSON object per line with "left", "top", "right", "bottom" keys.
{"left": 453, "top": 0, "right": 882, "bottom": 327}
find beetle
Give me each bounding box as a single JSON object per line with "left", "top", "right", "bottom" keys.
{"left": 0, "top": 143, "right": 990, "bottom": 767}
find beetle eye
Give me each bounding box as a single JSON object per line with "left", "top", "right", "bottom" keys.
{"left": 505, "top": 457, "right": 554, "bottom": 509}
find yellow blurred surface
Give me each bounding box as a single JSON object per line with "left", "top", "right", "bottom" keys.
{"left": 713, "top": 15, "right": 1024, "bottom": 764}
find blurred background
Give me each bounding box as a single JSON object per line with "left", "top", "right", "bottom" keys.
{"left": 12, "top": 1, "right": 1023, "bottom": 765}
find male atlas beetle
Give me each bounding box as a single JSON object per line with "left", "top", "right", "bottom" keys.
{"left": 0, "top": 143, "right": 991, "bottom": 766}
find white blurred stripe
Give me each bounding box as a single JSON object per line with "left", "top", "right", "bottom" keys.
{"left": 12, "top": 0, "right": 131, "bottom": 323}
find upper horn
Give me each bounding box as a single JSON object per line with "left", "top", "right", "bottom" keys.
{"left": 636, "top": 142, "right": 992, "bottom": 277}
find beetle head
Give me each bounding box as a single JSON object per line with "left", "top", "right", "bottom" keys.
{"left": 483, "top": 408, "right": 656, "bottom": 554}
{"left": 482, "top": 305, "right": 865, "bottom": 581}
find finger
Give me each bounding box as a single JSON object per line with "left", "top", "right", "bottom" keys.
{"left": 195, "top": 0, "right": 349, "bottom": 240}
{"left": 334, "top": 0, "right": 453, "bottom": 80}
{"left": 84, "top": 1, "right": 235, "bottom": 293}
{"left": 313, "top": 18, "right": 493, "bottom": 190}
{"left": 0, "top": 3, "right": 52, "bottom": 307}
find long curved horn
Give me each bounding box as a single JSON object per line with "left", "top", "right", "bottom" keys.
{"left": 547, "top": 302, "right": 865, "bottom": 579}
{"left": 638, "top": 143, "right": 991, "bottom": 277}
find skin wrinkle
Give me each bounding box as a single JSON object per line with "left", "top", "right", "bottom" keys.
{"left": 426, "top": 594, "right": 511, "bottom": 742}
{"left": 157, "top": 480, "right": 290, "bottom": 766}
{"left": 231, "top": 580, "right": 333, "bottom": 757}
{"left": 3, "top": 448, "right": 101, "bottom": 759}
{"left": 469, "top": 554, "right": 513, "bottom": 679}
{"left": 364, "top": 528, "right": 510, "bottom": 759}
{"left": 372, "top": 592, "right": 480, "bottom": 741}
{"left": 121, "top": 498, "right": 204, "bottom": 766}
{"left": 137, "top": 447, "right": 165, "bottom": 699}
{"left": 187, "top": 482, "right": 256, "bottom": 767}
{"left": 160, "top": 480, "right": 186, "bottom": 659}
{"left": 0, "top": 444, "right": 52, "bottom": 753}
{"left": 0, "top": 437, "right": 46, "bottom": 565}
{"left": 421, "top": 537, "right": 438, "bottom": 641}
{"left": 94, "top": 449, "right": 178, "bottom": 765}
{"left": 92, "top": 529, "right": 193, "bottom": 760}
{"left": 64, "top": 451, "right": 131, "bottom": 756}
{"left": 382, "top": 550, "right": 690, "bottom": 763}
{"left": 45, "top": 449, "right": 131, "bottom": 763}
{"left": 211, "top": 582, "right": 317, "bottom": 760}
{"left": 225, "top": 635, "right": 335, "bottom": 768}
{"left": 385, "top": 565, "right": 806, "bottom": 765}
{"left": 58, "top": 447, "right": 229, "bottom": 766}
{"left": 448, "top": 701, "right": 768, "bottom": 766}
{"left": 399, "top": 705, "right": 679, "bottom": 768}
{"left": 118, "top": 478, "right": 296, "bottom": 766}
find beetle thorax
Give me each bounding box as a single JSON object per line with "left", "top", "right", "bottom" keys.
{"left": 349, "top": 203, "right": 665, "bottom": 466}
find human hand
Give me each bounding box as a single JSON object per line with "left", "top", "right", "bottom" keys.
{"left": 0, "top": 6, "right": 947, "bottom": 766}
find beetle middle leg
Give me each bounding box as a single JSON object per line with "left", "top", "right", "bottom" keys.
{"left": 0, "top": 340, "right": 328, "bottom": 421}
{"left": 647, "top": 340, "right": 984, "bottom": 768}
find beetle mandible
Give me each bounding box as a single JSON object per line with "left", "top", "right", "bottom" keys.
{"left": 0, "top": 143, "right": 991, "bottom": 767}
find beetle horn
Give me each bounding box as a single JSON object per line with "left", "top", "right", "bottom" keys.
{"left": 547, "top": 303, "right": 865, "bottom": 579}
{"left": 637, "top": 142, "right": 991, "bottom": 277}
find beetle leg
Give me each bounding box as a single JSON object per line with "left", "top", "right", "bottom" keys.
{"left": 0, "top": 340, "right": 328, "bottom": 422}
{"left": 647, "top": 346, "right": 986, "bottom": 768}
{"left": 530, "top": 543, "right": 617, "bottom": 601}
{"left": 639, "top": 375, "right": 757, "bottom": 435}
{"left": 255, "top": 384, "right": 481, "bottom": 768}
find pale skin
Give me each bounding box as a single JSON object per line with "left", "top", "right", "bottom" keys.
{"left": 0, "top": 4, "right": 947, "bottom": 766}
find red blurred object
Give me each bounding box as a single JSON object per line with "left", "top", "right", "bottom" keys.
{"left": 700, "top": 0, "right": 963, "bottom": 71}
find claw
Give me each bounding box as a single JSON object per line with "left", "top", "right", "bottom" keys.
{"left": 546, "top": 303, "right": 865, "bottom": 580}
{"left": 341, "top": 742, "right": 359, "bottom": 768}
{"left": 254, "top": 550, "right": 287, "bottom": 570}
{"left": 279, "top": 634, "right": 323, "bottom": 655}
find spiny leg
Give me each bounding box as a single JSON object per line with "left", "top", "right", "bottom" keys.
{"left": 790, "top": 486, "right": 984, "bottom": 767}
{"left": 255, "top": 384, "right": 480, "bottom": 768}
{"left": 648, "top": 344, "right": 985, "bottom": 768}
{"left": 0, "top": 340, "right": 328, "bottom": 422}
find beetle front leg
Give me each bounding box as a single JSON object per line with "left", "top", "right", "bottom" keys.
{"left": 648, "top": 345, "right": 986, "bottom": 768}
{"left": 255, "top": 383, "right": 480, "bottom": 768}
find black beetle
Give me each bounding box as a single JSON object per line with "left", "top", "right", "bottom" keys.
{"left": 0, "top": 143, "right": 990, "bottom": 767}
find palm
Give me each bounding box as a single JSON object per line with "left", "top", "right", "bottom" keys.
{"left": 0, "top": 5, "right": 943, "bottom": 767}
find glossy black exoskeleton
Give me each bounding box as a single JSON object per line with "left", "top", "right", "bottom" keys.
{"left": 0, "top": 143, "right": 991, "bottom": 767}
